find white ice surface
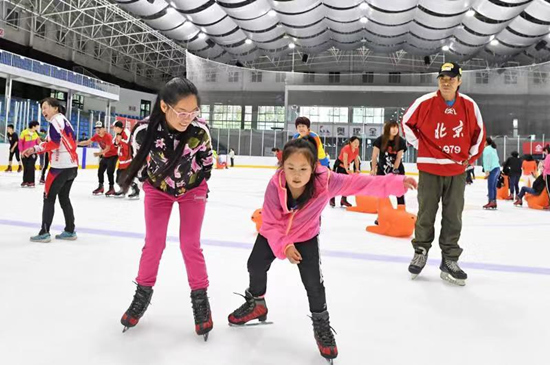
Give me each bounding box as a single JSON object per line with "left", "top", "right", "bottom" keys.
{"left": 1, "top": 168, "right": 549, "bottom": 365}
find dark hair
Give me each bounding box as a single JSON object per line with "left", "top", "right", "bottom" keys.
{"left": 7, "top": 124, "right": 14, "bottom": 130}
{"left": 121, "top": 77, "right": 199, "bottom": 189}
{"left": 28, "top": 121, "right": 40, "bottom": 129}
{"left": 295, "top": 116, "right": 311, "bottom": 129}
{"left": 348, "top": 136, "right": 359, "bottom": 144}
{"left": 40, "top": 97, "right": 66, "bottom": 115}
{"left": 114, "top": 121, "right": 124, "bottom": 129}
{"left": 524, "top": 154, "right": 534, "bottom": 161}
{"left": 271, "top": 147, "right": 280, "bottom": 152}
{"left": 280, "top": 136, "right": 319, "bottom": 209}
{"left": 544, "top": 145, "right": 550, "bottom": 154}
{"left": 511, "top": 151, "right": 519, "bottom": 158}
{"left": 381, "top": 121, "right": 400, "bottom": 152}
{"left": 486, "top": 137, "right": 497, "bottom": 149}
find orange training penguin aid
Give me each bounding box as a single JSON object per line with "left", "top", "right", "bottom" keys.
{"left": 346, "top": 195, "right": 379, "bottom": 214}
{"left": 525, "top": 189, "right": 550, "bottom": 210}
{"left": 251, "top": 209, "right": 263, "bottom": 232}
{"left": 366, "top": 198, "right": 416, "bottom": 238}
{"left": 497, "top": 175, "right": 510, "bottom": 200}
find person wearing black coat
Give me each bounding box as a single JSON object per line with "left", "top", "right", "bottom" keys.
{"left": 503, "top": 151, "right": 522, "bottom": 199}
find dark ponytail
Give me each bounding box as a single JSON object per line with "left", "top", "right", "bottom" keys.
{"left": 486, "top": 137, "right": 497, "bottom": 149}
{"left": 280, "top": 136, "right": 319, "bottom": 209}
{"left": 40, "top": 97, "right": 66, "bottom": 115}
{"left": 121, "top": 77, "right": 199, "bottom": 189}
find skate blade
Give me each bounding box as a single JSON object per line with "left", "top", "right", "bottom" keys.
{"left": 203, "top": 333, "right": 209, "bottom": 342}
{"left": 440, "top": 272, "right": 466, "bottom": 286}
{"left": 410, "top": 273, "right": 419, "bottom": 280}
{"left": 228, "top": 320, "right": 273, "bottom": 327}
{"left": 122, "top": 326, "right": 130, "bottom": 333}
{"left": 127, "top": 196, "right": 140, "bottom": 200}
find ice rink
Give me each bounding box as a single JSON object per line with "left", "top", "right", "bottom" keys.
{"left": 1, "top": 167, "right": 549, "bottom": 365}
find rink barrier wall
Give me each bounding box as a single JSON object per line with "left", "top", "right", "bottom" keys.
{"left": 0, "top": 143, "right": 100, "bottom": 169}
{"left": 0, "top": 143, "right": 490, "bottom": 178}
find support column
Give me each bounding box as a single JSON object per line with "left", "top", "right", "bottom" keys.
{"left": 3, "top": 76, "right": 12, "bottom": 142}
{"left": 67, "top": 89, "right": 74, "bottom": 120}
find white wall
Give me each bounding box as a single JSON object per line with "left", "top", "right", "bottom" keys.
{"left": 83, "top": 87, "right": 157, "bottom": 116}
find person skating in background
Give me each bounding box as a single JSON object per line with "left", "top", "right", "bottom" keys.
{"left": 465, "top": 163, "right": 475, "bottom": 185}
{"left": 112, "top": 121, "right": 140, "bottom": 199}
{"left": 370, "top": 120, "right": 407, "bottom": 221}
{"left": 482, "top": 137, "right": 500, "bottom": 210}
{"left": 513, "top": 174, "right": 546, "bottom": 206}
{"left": 38, "top": 128, "right": 50, "bottom": 185}
{"left": 293, "top": 116, "right": 330, "bottom": 167}
{"left": 22, "top": 98, "right": 79, "bottom": 243}
{"left": 5, "top": 124, "right": 22, "bottom": 173}
{"left": 272, "top": 147, "right": 282, "bottom": 164}
{"left": 227, "top": 137, "right": 417, "bottom": 363}
{"left": 329, "top": 136, "right": 361, "bottom": 207}
{"left": 522, "top": 154, "right": 538, "bottom": 188}
{"left": 229, "top": 148, "right": 235, "bottom": 167}
{"left": 78, "top": 121, "right": 118, "bottom": 196}
{"left": 118, "top": 77, "right": 215, "bottom": 340}
{"left": 403, "top": 61, "right": 485, "bottom": 286}
{"left": 503, "top": 151, "right": 522, "bottom": 200}
{"left": 18, "top": 121, "right": 41, "bottom": 188}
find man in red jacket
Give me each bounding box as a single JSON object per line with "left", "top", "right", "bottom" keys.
{"left": 402, "top": 62, "right": 485, "bottom": 286}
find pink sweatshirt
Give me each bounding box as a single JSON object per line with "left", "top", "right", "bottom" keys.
{"left": 259, "top": 166, "right": 408, "bottom": 259}
{"left": 543, "top": 154, "right": 550, "bottom": 178}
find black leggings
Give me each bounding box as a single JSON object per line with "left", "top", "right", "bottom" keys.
{"left": 40, "top": 167, "right": 78, "bottom": 235}
{"left": 9, "top": 149, "right": 20, "bottom": 163}
{"left": 332, "top": 159, "right": 353, "bottom": 200}
{"left": 248, "top": 234, "right": 327, "bottom": 313}
{"left": 41, "top": 153, "right": 50, "bottom": 180}
{"left": 22, "top": 156, "right": 37, "bottom": 183}
{"left": 98, "top": 156, "right": 118, "bottom": 187}
{"left": 546, "top": 175, "right": 550, "bottom": 202}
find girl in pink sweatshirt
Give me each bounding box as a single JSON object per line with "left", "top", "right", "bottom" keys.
{"left": 227, "top": 137, "right": 417, "bottom": 362}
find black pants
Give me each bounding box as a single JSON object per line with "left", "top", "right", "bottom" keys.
{"left": 546, "top": 175, "right": 550, "bottom": 203}
{"left": 230, "top": 157, "right": 234, "bottom": 167}
{"left": 248, "top": 234, "right": 326, "bottom": 313}
{"left": 466, "top": 169, "right": 474, "bottom": 184}
{"left": 332, "top": 159, "right": 350, "bottom": 200}
{"left": 509, "top": 174, "right": 520, "bottom": 197}
{"left": 41, "top": 153, "right": 50, "bottom": 180}
{"left": 9, "top": 148, "right": 20, "bottom": 163}
{"left": 98, "top": 156, "right": 118, "bottom": 187}
{"left": 22, "top": 155, "right": 37, "bottom": 183}
{"left": 40, "top": 167, "right": 78, "bottom": 235}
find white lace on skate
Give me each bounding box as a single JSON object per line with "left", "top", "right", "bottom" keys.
{"left": 411, "top": 253, "right": 427, "bottom": 268}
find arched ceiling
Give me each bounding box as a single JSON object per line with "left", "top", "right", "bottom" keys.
{"left": 114, "top": 0, "right": 550, "bottom": 69}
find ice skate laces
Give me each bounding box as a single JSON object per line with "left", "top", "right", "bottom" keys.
{"left": 191, "top": 290, "right": 210, "bottom": 323}
{"left": 445, "top": 259, "right": 463, "bottom": 274}
{"left": 411, "top": 252, "right": 427, "bottom": 268}
{"left": 311, "top": 315, "right": 337, "bottom": 346}
{"left": 129, "top": 285, "right": 152, "bottom": 317}
{"left": 232, "top": 292, "right": 255, "bottom": 317}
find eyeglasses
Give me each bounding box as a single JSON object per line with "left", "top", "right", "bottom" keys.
{"left": 168, "top": 104, "right": 200, "bottom": 120}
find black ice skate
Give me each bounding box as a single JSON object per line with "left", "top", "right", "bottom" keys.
{"left": 121, "top": 283, "right": 153, "bottom": 332}
{"left": 440, "top": 258, "right": 467, "bottom": 286}
{"left": 311, "top": 310, "right": 338, "bottom": 364}
{"left": 408, "top": 247, "right": 428, "bottom": 280}
{"left": 127, "top": 184, "right": 140, "bottom": 200}
{"left": 190, "top": 289, "right": 213, "bottom": 341}
{"left": 228, "top": 290, "right": 271, "bottom": 326}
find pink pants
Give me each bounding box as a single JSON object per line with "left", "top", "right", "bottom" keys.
{"left": 136, "top": 180, "right": 209, "bottom": 290}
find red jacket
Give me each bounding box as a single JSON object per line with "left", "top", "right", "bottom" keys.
{"left": 402, "top": 90, "right": 485, "bottom": 176}
{"left": 114, "top": 129, "right": 132, "bottom": 169}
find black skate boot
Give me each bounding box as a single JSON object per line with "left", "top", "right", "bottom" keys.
{"left": 440, "top": 258, "right": 467, "bottom": 286}
{"left": 121, "top": 283, "right": 153, "bottom": 332}
{"left": 114, "top": 190, "right": 126, "bottom": 198}
{"left": 127, "top": 184, "right": 140, "bottom": 200}
{"left": 92, "top": 184, "right": 104, "bottom": 195}
{"left": 329, "top": 197, "right": 335, "bottom": 207}
{"left": 340, "top": 197, "right": 352, "bottom": 208}
{"left": 311, "top": 310, "right": 338, "bottom": 363}
{"left": 228, "top": 290, "right": 270, "bottom": 326}
{"left": 408, "top": 247, "right": 428, "bottom": 280}
{"left": 190, "top": 289, "right": 213, "bottom": 341}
